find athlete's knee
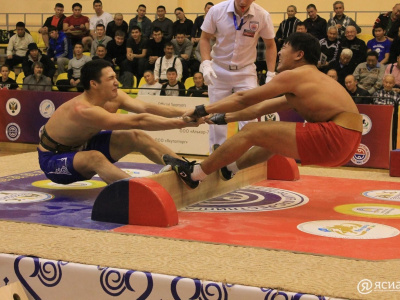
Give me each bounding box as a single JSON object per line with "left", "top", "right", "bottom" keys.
{"left": 128, "top": 129, "right": 153, "bottom": 143}
{"left": 85, "top": 150, "right": 108, "bottom": 166}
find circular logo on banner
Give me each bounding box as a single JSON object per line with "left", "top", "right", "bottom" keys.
{"left": 297, "top": 220, "right": 399, "bottom": 239}
{"left": 260, "top": 113, "right": 280, "bottom": 122}
{"left": 32, "top": 180, "right": 106, "bottom": 190}
{"left": 39, "top": 99, "right": 55, "bottom": 118}
{"left": 351, "top": 144, "right": 370, "bottom": 165}
{"left": 0, "top": 190, "right": 54, "bottom": 203}
{"left": 6, "top": 98, "right": 21, "bottom": 116}
{"left": 181, "top": 186, "right": 308, "bottom": 212}
{"left": 335, "top": 203, "right": 400, "bottom": 218}
{"left": 94, "top": 169, "right": 154, "bottom": 178}
{"left": 6, "top": 123, "right": 21, "bottom": 141}
{"left": 361, "top": 114, "right": 372, "bottom": 135}
{"left": 362, "top": 190, "right": 400, "bottom": 202}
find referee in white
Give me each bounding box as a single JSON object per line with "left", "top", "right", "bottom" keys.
{"left": 200, "top": 0, "right": 277, "bottom": 150}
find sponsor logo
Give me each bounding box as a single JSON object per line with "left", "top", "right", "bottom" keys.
{"left": 335, "top": 203, "right": 400, "bottom": 218}
{"left": 94, "top": 169, "right": 154, "bottom": 178}
{"left": 6, "top": 98, "right": 21, "bottom": 116}
{"left": 39, "top": 99, "right": 55, "bottom": 118}
{"left": 297, "top": 220, "right": 399, "bottom": 239}
{"left": 362, "top": 190, "right": 400, "bottom": 202}
{"left": 351, "top": 143, "right": 370, "bottom": 165}
{"left": 0, "top": 190, "right": 54, "bottom": 203}
{"left": 32, "top": 180, "right": 106, "bottom": 190}
{"left": 6, "top": 123, "right": 21, "bottom": 141}
{"left": 182, "top": 185, "right": 308, "bottom": 212}
{"left": 260, "top": 113, "right": 280, "bottom": 122}
{"left": 361, "top": 114, "right": 372, "bottom": 135}
{"left": 358, "top": 279, "right": 400, "bottom": 295}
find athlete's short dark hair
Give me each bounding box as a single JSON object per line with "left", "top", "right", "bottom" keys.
{"left": 81, "top": 59, "right": 113, "bottom": 90}
{"left": 284, "top": 32, "right": 320, "bottom": 66}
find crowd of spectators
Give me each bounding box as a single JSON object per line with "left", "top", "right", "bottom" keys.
{"left": 1, "top": 0, "right": 400, "bottom": 105}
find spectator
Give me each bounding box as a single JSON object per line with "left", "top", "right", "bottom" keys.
{"left": 373, "top": 74, "right": 400, "bottom": 105}
{"left": 92, "top": 44, "right": 112, "bottom": 64}
{"left": 120, "top": 25, "right": 147, "bottom": 87}
{"left": 326, "top": 69, "right": 338, "bottom": 81}
{"left": 22, "top": 61, "right": 52, "bottom": 92}
{"left": 256, "top": 38, "right": 267, "bottom": 78}
{"left": 39, "top": 3, "right": 66, "bottom": 49}
{"left": 341, "top": 25, "right": 367, "bottom": 66}
{"left": 327, "top": 48, "right": 357, "bottom": 86}
{"left": 353, "top": 51, "right": 385, "bottom": 95}
{"left": 152, "top": 5, "right": 174, "bottom": 41}
{"left": 275, "top": 5, "right": 301, "bottom": 50}
{"left": 22, "top": 43, "right": 56, "bottom": 80}
{"left": 154, "top": 42, "right": 182, "bottom": 83}
{"left": 0, "top": 65, "right": 18, "bottom": 90}
{"left": 138, "top": 70, "right": 162, "bottom": 96}
{"left": 373, "top": 4, "right": 400, "bottom": 41}
{"left": 173, "top": 7, "right": 193, "bottom": 38}
{"left": 328, "top": 1, "right": 361, "bottom": 38}
{"left": 63, "top": 3, "right": 91, "bottom": 49}
{"left": 171, "top": 32, "right": 193, "bottom": 81}
{"left": 128, "top": 4, "right": 152, "bottom": 39}
{"left": 367, "top": 24, "right": 392, "bottom": 64}
{"left": 191, "top": 2, "right": 214, "bottom": 45}
{"left": 106, "top": 13, "right": 128, "bottom": 39}
{"left": 106, "top": 30, "right": 127, "bottom": 70}
{"left": 89, "top": 0, "right": 113, "bottom": 38}
{"left": 160, "top": 67, "right": 185, "bottom": 96}
{"left": 5, "top": 22, "right": 34, "bottom": 70}
{"left": 344, "top": 74, "right": 371, "bottom": 104}
{"left": 295, "top": 22, "right": 307, "bottom": 33}
{"left": 56, "top": 42, "right": 91, "bottom": 92}
{"left": 186, "top": 72, "right": 208, "bottom": 97}
{"left": 389, "top": 27, "right": 400, "bottom": 63}
{"left": 90, "top": 24, "right": 112, "bottom": 57}
{"left": 319, "top": 26, "right": 341, "bottom": 70}
{"left": 385, "top": 54, "right": 400, "bottom": 90}
{"left": 303, "top": 4, "right": 327, "bottom": 40}
{"left": 48, "top": 26, "right": 72, "bottom": 74}
{"left": 146, "top": 27, "right": 166, "bottom": 71}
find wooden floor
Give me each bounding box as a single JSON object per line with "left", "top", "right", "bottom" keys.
{"left": 0, "top": 142, "right": 37, "bottom": 157}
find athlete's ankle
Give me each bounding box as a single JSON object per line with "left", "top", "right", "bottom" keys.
{"left": 192, "top": 164, "right": 207, "bottom": 181}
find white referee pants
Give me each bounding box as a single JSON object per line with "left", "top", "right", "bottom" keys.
{"left": 208, "top": 62, "right": 258, "bottom": 151}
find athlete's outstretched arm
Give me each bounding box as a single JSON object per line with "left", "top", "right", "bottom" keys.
{"left": 118, "top": 90, "right": 185, "bottom": 118}
{"left": 219, "top": 96, "right": 291, "bottom": 123}
{"left": 75, "top": 104, "right": 202, "bottom": 131}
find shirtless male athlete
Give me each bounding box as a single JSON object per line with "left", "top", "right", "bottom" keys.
{"left": 163, "top": 32, "right": 363, "bottom": 188}
{"left": 38, "top": 59, "right": 201, "bottom": 185}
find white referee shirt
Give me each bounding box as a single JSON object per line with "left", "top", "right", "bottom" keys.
{"left": 201, "top": 0, "right": 275, "bottom": 68}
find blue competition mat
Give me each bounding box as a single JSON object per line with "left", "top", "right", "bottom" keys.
{"left": 0, "top": 162, "right": 163, "bottom": 230}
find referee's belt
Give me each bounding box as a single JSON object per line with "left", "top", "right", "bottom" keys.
{"left": 214, "top": 61, "right": 252, "bottom": 71}
{"left": 330, "top": 112, "right": 363, "bottom": 133}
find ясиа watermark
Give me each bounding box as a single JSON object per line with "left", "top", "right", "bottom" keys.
{"left": 358, "top": 279, "right": 400, "bottom": 295}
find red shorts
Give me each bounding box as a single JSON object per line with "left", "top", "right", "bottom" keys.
{"left": 296, "top": 121, "right": 362, "bottom": 167}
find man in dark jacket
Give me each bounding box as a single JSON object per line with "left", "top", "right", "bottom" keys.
{"left": 373, "top": 4, "right": 400, "bottom": 41}
{"left": 341, "top": 25, "right": 367, "bottom": 67}
{"left": 39, "top": 3, "right": 66, "bottom": 49}
{"left": 106, "top": 30, "right": 127, "bottom": 70}
{"left": 128, "top": 4, "right": 152, "bottom": 39}
{"left": 48, "top": 26, "right": 72, "bottom": 73}
{"left": 303, "top": 4, "right": 327, "bottom": 40}
{"left": 22, "top": 43, "right": 56, "bottom": 81}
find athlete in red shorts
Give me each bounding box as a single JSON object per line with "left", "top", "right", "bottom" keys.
{"left": 162, "top": 33, "right": 363, "bottom": 189}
